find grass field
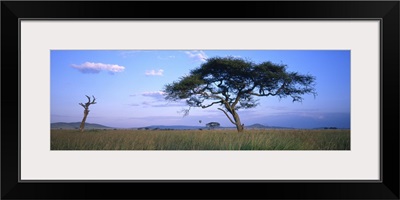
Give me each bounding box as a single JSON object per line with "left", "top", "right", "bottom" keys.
{"left": 51, "top": 129, "right": 350, "bottom": 150}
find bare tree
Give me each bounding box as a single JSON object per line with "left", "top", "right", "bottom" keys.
{"left": 79, "top": 95, "right": 96, "bottom": 132}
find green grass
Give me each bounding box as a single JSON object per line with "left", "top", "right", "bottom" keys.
{"left": 51, "top": 129, "right": 350, "bottom": 150}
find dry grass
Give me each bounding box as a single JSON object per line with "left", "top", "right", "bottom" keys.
{"left": 51, "top": 129, "right": 350, "bottom": 150}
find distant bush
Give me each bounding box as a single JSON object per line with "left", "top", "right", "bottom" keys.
{"left": 206, "top": 122, "right": 220, "bottom": 129}
{"left": 324, "top": 127, "right": 338, "bottom": 129}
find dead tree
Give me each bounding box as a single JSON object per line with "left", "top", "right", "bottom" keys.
{"left": 79, "top": 95, "right": 96, "bottom": 132}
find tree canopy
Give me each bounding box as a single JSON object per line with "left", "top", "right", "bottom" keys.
{"left": 164, "top": 56, "right": 316, "bottom": 132}
{"left": 206, "top": 122, "right": 221, "bottom": 129}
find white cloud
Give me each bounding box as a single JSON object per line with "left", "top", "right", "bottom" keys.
{"left": 185, "top": 50, "right": 208, "bottom": 62}
{"left": 140, "top": 91, "right": 187, "bottom": 107}
{"left": 145, "top": 69, "right": 164, "bottom": 76}
{"left": 142, "top": 101, "right": 152, "bottom": 106}
{"left": 71, "top": 62, "right": 125, "bottom": 74}
{"left": 142, "top": 91, "right": 166, "bottom": 99}
{"left": 299, "top": 112, "right": 325, "bottom": 120}
{"left": 152, "top": 101, "right": 187, "bottom": 107}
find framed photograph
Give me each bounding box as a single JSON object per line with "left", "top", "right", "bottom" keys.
{"left": 2, "top": 1, "right": 399, "bottom": 199}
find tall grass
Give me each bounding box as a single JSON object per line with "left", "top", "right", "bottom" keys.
{"left": 51, "top": 129, "right": 350, "bottom": 150}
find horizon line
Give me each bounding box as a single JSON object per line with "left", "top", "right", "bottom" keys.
{"left": 50, "top": 122, "right": 350, "bottom": 130}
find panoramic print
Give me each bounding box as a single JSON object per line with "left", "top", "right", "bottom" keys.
{"left": 51, "top": 50, "right": 350, "bottom": 150}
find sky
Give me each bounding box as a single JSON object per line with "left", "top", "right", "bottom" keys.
{"left": 50, "top": 50, "right": 350, "bottom": 129}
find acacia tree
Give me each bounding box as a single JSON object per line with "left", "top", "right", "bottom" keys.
{"left": 79, "top": 95, "right": 96, "bottom": 132}
{"left": 164, "top": 57, "right": 316, "bottom": 132}
{"left": 206, "top": 122, "right": 220, "bottom": 129}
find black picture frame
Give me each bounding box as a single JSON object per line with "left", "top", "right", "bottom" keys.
{"left": 2, "top": 1, "right": 399, "bottom": 199}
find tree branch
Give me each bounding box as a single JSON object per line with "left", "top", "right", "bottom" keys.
{"left": 231, "top": 93, "right": 242, "bottom": 108}
{"left": 250, "top": 81, "right": 287, "bottom": 97}
{"left": 217, "top": 108, "right": 236, "bottom": 125}
{"left": 201, "top": 101, "right": 222, "bottom": 109}
{"left": 200, "top": 91, "right": 225, "bottom": 101}
{"left": 91, "top": 95, "right": 97, "bottom": 104}
{"left": 85, "top": 95, "right": 91, "bottom": 102}
{"left": 80, "top": 95, "right": 97, "bottom": 109}
{"left": 250, "top": 92, "right": 274, "bottom": 97}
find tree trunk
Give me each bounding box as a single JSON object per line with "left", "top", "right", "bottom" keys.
{"left": 79, "top": 109, "right": 89, "bottom": 132}
{"left": 218, "top": 105, "right": 245, "bottom": 132}
{"left": 232, "top": 111, "right": 244, "bottom": 132}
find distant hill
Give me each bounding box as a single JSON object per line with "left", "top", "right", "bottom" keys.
{"left": 247, "top": 123, "right": 268, "bottom": 129}
{"left": 137, "top": 123, "right": 293, "bottom": 130}
{"left": 138, "top": 125, "right": 203, "bottom": 130}
{"left": 52, "top": 122, "right": 298, "bottom": 130}
{"left": 51, "top": 122, "right": 113, "bottom": 130}
{"left": 246, "top": 123, "right": 294, "bottom": 129}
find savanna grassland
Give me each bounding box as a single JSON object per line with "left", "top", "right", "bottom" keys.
{"left": 51, "top": 129, "right": 350, "bottom": 150}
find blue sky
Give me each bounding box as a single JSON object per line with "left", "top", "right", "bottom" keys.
{"left": 51, "top": 50, "right": 350, "bottom": 129}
